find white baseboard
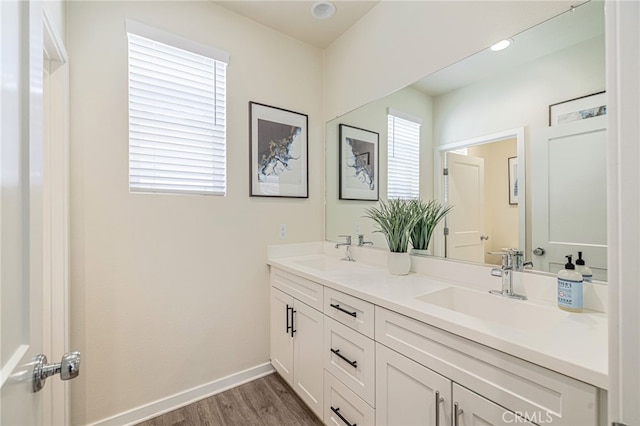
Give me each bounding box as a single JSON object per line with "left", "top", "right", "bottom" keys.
{"left": 89, "top": 362, "right": 275, "bottom": 426}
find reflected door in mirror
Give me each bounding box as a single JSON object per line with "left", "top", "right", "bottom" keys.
{"left": 531, "top": 115, "right": 607, "bottom": 280}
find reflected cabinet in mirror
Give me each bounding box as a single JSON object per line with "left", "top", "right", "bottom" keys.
{"left": 325, "top": 1, "right": 607, "bottom": 282}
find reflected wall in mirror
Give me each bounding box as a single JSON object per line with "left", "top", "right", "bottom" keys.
{"left": 325, "top": 0, "right": 607, "bottom": 283}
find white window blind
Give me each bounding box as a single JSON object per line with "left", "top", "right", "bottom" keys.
{"left": 127, "top": 28, "right": 227, "bottom": 195}
{"left": 387, "top": 111, "right": 421, "bottom": 199}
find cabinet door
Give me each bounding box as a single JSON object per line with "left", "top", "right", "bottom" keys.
{"left": 453, "top": 384, "right": 535, "bottom": 426}
{"left": 376, "top": 343, "right": 451, "bottom": 426}
{"left": 270, "top": 287, "right": 294, "bottom": 386}
{"left": 293, "top": 299, "right": 325, "bottom": 420}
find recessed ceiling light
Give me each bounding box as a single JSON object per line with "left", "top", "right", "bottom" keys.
{"left": 490, "top": 39, "right": 513, "bottom": 52}
{"left": 311, "top": 1, "right": 336, "bottom": 20}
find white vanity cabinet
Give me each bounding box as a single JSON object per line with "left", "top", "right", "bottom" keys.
{"left": 376, "top": 343, "right": 450, "bottom": 426}
{"left": 269, "top": 263, "right": 602, "bottom": 426}
{"left": 375, "top": 306, "right": 599, "bottom": 426}
{"left": 270, "top": 270, "right": 324, "bottom": 420}
{"left": 376, "top": 340, "right": 537, "bottom": 426}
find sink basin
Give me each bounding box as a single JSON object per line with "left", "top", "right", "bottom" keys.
{"left": 288, "top": 256, "right": 370, "bottom": 272}
{"left": 415, "top": 287, "right": 568, "bottom": 334}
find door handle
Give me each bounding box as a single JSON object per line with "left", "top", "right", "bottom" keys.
{"left": 33, "top": 351, "right": 81, "bottom": 392}
{"left": 435, "top": 391, "right": 444, "bottom": 426}
{"left": 533, "top": 247, "right": 546, "bottom": 256}
{"left": 454, "top": 402, "right": 463, "bottom": 426}
{"left": 480, "top": 234, "right": 489, "bottom": 241}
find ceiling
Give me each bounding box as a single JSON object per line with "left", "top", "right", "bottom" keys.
{"left": 212, "top": 1, "right": 379, "bottom": 48}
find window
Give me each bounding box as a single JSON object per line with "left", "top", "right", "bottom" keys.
{"left": 387, "top": 109, "right": 422, "bottom": 199}
{"left": 127, "top": 21, "right": 229, "bottom": 195}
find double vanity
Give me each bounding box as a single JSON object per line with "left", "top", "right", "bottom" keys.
{"left": 268, "top": 242, "right": 607, "bottom": 426}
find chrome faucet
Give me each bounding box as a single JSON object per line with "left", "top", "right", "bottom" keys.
{"left": 488, "top": 250, "right": 530, "bottom": 300}
{"left": 335, "top": 235, "right": 354, "bottom": 262}
{"left": 357, "top": 234, "right": 373, "bottom": 247}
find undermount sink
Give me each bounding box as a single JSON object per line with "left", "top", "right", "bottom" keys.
{"left": 289, "top": 256, "right": 370, "bottom": 272}
{"left": 415, "top": 287, "right": 569, "bottom": 334}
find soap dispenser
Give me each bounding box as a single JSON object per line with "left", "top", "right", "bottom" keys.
{"left": 575, "top": 251, "right": 593, "bottom": 283}
{"left": 557, "top": 255, "right": 583, "bottom": 312}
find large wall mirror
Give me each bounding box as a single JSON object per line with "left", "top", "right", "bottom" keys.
{"left": 325, "top": 0, "right": 607, "bottom": 283}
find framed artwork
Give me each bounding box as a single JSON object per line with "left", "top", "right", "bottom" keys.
{"left": 339, "top": 124, "right": 379, "bottom": 201}
{"left": 508, "top": 156, "right": 518, "bottom": 205}
{"left": 549, "top": 91, "right": 606, "bottom": 126}
{"left": 249, "top": 102, "right": 308, "bottom": 198}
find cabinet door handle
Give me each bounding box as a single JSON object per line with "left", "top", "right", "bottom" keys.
{"left": 331, "top": 406, "right": 356, "bottom": 426}
{"left": 435, "top": 391, "right": 444, "bottom": 426}
{"left": 454, "top": 402, "right": 463, "bottom": 426}
{"left": 330, "top": 303, "right": 357, "bottom": 318}
{"left": 285, "top": 304, "right": 292, "bottom": 334}
{"left": 330, "top": 348, "right": 357, "bottom": 368}
{"left": 291, "top": 309, "right": 296, "bottom": 337}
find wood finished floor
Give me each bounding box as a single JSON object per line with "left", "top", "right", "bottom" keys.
{"left": 136, "top": 373, "right": 323, "bottom": 426}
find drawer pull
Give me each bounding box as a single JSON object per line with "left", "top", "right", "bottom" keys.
{"left": 331, "top": 406, "right": 356, "bottom": 426}
{"left": 330, "top": 303, "right": 357, "bottom": 318}
{"left": 330, "top": 348, "right": 358, "bottom": 368}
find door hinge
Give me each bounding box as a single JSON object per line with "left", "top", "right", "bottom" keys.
{"left": 444, "top": 227, "right": 449, "bottom": 236}
{"left": 443, "top": 168, "right": 449, "bottom": 176}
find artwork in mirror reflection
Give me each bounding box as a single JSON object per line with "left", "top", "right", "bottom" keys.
{"left": 324, "top": 0, "right": 608, "bottom": 282}
{"left": 339, "top": 124, "right": 379, "bottom": 201}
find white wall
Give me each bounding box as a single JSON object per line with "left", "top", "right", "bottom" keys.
{"left": 67, "top": 2, "right": 323, "bottom": 424}
{"left": 325, "top": 86, "right": 432, "bottom": 248}
{"left": 322, "top": 1, "right": 573, "bottom": 121}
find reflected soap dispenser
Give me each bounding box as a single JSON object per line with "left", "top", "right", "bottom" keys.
{"left": 575, "top": 251, "right": 593, "bottom": 283}
{"left": 557, "top": 255, "right": 583, "bottom": 312}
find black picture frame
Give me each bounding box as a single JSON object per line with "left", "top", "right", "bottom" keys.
{"left": 339, "top": 124, "right": 379, "bottom": 201}
{"left": 548, "top": 91, "right": 606, "bottom": 126}
{"left": 249, "top": 101, "right": 308, "bottom": 198}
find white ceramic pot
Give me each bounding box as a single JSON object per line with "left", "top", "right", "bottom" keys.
{"left": 411, "top": 248, "right": 431, "bottom": 256}
{"left": 387, "top": 252, "right": 411, "bottom": 275}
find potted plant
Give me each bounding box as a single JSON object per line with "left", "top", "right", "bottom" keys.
{"left": 364, "top": 199, "right": 417, "bottom": 275}
{"left": 409, "top": 199, "right": 453, "bottom": 256}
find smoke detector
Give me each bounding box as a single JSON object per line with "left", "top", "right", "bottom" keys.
{"left": 311, "top": 1, "right": 336, "bottom": 20}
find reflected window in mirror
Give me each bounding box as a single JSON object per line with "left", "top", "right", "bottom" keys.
{"left": 387, "top": 109, "right": 421, "bottom": 199}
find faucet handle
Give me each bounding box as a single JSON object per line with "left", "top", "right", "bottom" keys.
{"left": 338, "top": 234, "right": 352, "bottom": 245}
{"left": 487, "top": 251, "right": 509, "bottom": 267}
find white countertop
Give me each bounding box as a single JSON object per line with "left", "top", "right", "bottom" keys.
{"left": 267, "top": 246, "right": 608, "bottom": 390}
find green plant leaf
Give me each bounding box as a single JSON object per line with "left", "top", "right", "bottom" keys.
{"left": 363, "top": 199, "right": 420, "bottom": 253}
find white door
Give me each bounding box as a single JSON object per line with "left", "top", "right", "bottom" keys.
{"left": 1, "top": 1, "right": 45, "bottom": 424}
{"left": 270, "top": 287, "right": 294, "bottom": 385}
{"left": 446, "top": 152, "right": 486, "bottom": 263}
{"left": 452, "top": 384, "right": 535, "bottom": 425}
{"left": 531, "top": 116, "right": 607, "bottom": 279}
{"left": 376, "top": 343, "right": 451, "bottom": 426}
{"left": 292, "top": 300, "right": 324, "bottom": 420}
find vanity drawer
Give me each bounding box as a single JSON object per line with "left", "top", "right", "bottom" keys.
{"left": 270, "top": 267, "right": 323, "bottom": 311}
{"left": 324, "top": 287, "right": 374, "bottom": 338}
{"left": 325, "top": 316, "right": 375, "bottom": 406}
{"left": 375, "top": 307, "right": 598, "bottom": 426}
{"left": 324, "top": 370, "right": 375, "bottom": 426}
